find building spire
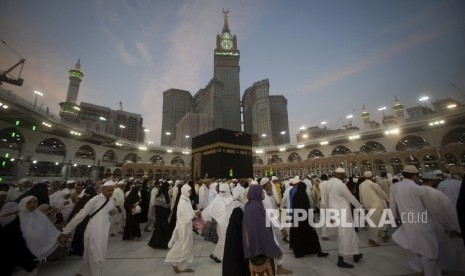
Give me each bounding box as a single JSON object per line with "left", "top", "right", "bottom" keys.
{"left": 222, "top": 9, "right": 230, "bottom": 33}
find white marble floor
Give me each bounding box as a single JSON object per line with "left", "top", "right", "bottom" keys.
{"left": 34, "top": 225, "right": 465, "bottom": 276}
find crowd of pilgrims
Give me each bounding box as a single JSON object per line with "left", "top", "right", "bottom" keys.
{"left": 0, "top": 165, "right": 464, "bottom": 276}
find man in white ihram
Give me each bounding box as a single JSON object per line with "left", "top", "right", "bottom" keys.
{"left": 62, "top": 180, "right": 116, "bottom": 276}
{"left": 326, "top": 167, "right": 363, "bottom": 268}
{"left": 358, "top": 171, "right": 390, "bottom": 246}
{"left": 390, "top": 165, "right": 440, "bottom": 276}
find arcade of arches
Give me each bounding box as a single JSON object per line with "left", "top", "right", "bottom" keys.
{"left": 253, "top": 130, "right": 465, "bottom": 178}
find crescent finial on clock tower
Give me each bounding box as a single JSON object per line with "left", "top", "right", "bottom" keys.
{"left": 222, "top": 8, "right": 230, "bottom": 33}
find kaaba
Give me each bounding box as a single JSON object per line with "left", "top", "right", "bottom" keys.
{"left": 191, "top": 128, "right": 253, "bottom": 179}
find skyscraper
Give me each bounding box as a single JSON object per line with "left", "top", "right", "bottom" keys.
{"left": 213, "top": 9, "right": 241, "bottom": 132}
{"left": 161, "top": 10, "right": 289, "bottom": 147}
{"left": 59, "top": 59, "right": 83, "bottom": 122}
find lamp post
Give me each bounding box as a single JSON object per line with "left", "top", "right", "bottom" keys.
{"left": 280, "top": 131, "right": 286, "bottom": 145}
{"left": 185, "top": 135, "right": 190, "bottom": 148}
{"left": 33, "top": 90, "right": 43, "bottom": 109}
{"left": 419, "top": 96, "right": 429, "bottom": 107}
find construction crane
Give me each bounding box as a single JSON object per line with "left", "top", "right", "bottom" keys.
{"left": 0, "top": 40, "right": 25, "bottom": 86}
{"left": 451, "top": 83, "right": 465, "bottom": 101}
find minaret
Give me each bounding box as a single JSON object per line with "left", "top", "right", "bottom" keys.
{"left": 59, "top": 59, "right": 83, "bottom": 122}
{"left": 214, "top": 9, "right": 241, "bottom": 132}
{"left": 361, "top": 105, "right": 370, "bottom": 128}
{"left": 393, "top": 96, "right": 404, "bottom": 121}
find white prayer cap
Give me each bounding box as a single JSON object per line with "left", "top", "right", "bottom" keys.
{"left": 103, "top": 179, "right": 116, "bottom": 186}
{"left": 271, "top": 176, "right": 278, "bottom": 182}
{"left": 117, "top": 180, "right": 125, "bottom": 185}
{"left": 66, "top": 180, "right": 75, "bottom": 184}
{"left": 335, "top": 168, "right": 346, "bottom": 173}
{"left": 159, "top": 179, "right": 163, "bottom": 182}
{"left": 18, "top": 178, "right": 30, "bottom": 184}
{"left": 250, "top": 180, "right": 258, "bottom": 185}
{"left": 232, "top": 179, "right": 238, "bottom": 182}
{"left": 363, "top": 171, "right": 373, "bottom": 178}
{"left": 41, "top": 179, "right": 50, "bottom": 184}
{"left": 167, "top": 180, "right": 173, "bottom": 184}
{"left": 129, "top": 177, "right": 134, "bottom": 181}
{"left": 433, "top": 169, "right": 443, "bottom": 175}
{"left": 62, "top": 188, "right": 72, "bottom": 195}
{"left": 260, "top": 177, "right": 270, "bottom": 186}
{"left": 181, "top": 184, "right": 191, "bottom": 197}
{"left": 175, "top": 180, "right": 181, "bottom": 186}
{"left": 422, "top": 172, "right": 439, "bottom": 180}
{"left": 403, "top": 165, "right": 419, "bottom": 174}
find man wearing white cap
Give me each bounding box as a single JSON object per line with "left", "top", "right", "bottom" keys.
{"left": 326, "top": 168, "right": 363, "bottom": 268}
{"left": 202, "top": 183, "right": 233, "bottom": 263}
{"left": 390, "top": 165, "right": 440, "bottom": 276}
{"left": 437, "top": 167, "right": 463, "bottom": 209}
{"left": 62, "top": 180, "right": 116, "bottom": 276}
{"left": 421, "top": 172, "right": 465, "bottom": 273}
{"left": 359, "top": 171, "right": 389, "bottom": 246}
{"left": 110, "top": 180, "right": 126, "bottom": 236}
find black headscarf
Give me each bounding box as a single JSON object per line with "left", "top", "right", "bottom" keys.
{"left": 125, "top": 186, "right": 140, "bottom": 211}
{"left": 292, "top": 182, "right": 310, "bottom": 210}
{"left": 156, "top": 181, "right": 170, "bottom": 204}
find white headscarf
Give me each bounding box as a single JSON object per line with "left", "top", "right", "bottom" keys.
{"left": 0, "top": 201, "right": 19, "bottom": 227}
{"left": 181, "top": 184, "right": 192, "bottom": 198}
{"left": 219, "top": 183, "right": 231, "bottom": 197}
{"left": 19, "top": 196, "right": 61, "bottom": 260}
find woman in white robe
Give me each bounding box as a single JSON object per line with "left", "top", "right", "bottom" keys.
{"left": 165, "top": 184, "right": 196, "bottom": 273}
{"left": 19, "top": 195, "right": 62, "bottom": 261}
{"left": 202, "top": 183, "right": 233, "bottom": 262}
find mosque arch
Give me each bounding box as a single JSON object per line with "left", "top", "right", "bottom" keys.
{"left": 444, "top": 152, "right": 457, "bottom": 166}
{"left": 253, "top": 156, "right": 264, "bottom": 165}
{"left": 113, "top": 168, "right": 122, "bottom": 179}
{"left": 331, "top": 145, "right": 351, "bottom": 156}
{"left": 125, "top": 168, "right": 134, "bottom": 178}
{"left": 389, "top": 157, "right": 403, "bottom": 174}
{"left": 268, "top": 154, "right": 283, "bottom": 165}
{"left": 122, "top": 153, "right": 141, "bottom": 164}
{"left": 150, "top": 155, "right": 165, "bottom": 165}
{"left": 307, "top": 149, "right": 324, "bottom": 159}
{"left": 36, "top": 138, "right": 66, "bottom": 156}
{"left": 441, "top": 127, "right": 465, "bottom": 148}
{"left": 75, "top": 145, "right": 95, "bottom": 160}
{"left": 361, "top": 160, "right": 372, "bottom": 172}
{"left": 405, "top": 155, "right": 420, "bottom": 170}
{"left": 423, "top": 154, "right": 439, "bottom": 170}
{"left": 171, "top": 156, "right": 185, "bottom": 166}
{"left": 104, "top": 168, "right": 112, "bottom": 177}
{"left": 135, "top": 169, "right": 144, "bottom": 179}
{"left": 360, "top": 141, "right": 386, "bottom": 154}
{"left": 102, "top": 150, "right": 117, "bottom": 163}
{"left": 0, "top": 127, "right": 25, "bottom": 150}
{"left": 396, "top": 135, "right": 430, "bottom": 151}
{"left": 287, "top": 152, "right": 302, "bottom": 163}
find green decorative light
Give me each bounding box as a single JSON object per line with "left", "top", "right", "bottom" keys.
{"left": 32, "top": 125, "right": 36, "bottom": 131}
{"left": 11, "top": 132, "right": 15, "bottom": 138}
{"left": 229, "top": 168, "right": 233, "bottom": 177}
{"left": 69, "top": 70, "right": 83, "bottom": 79}
{"left": 5, "top": 153, "right": 9, "bottom": 158}
{"left": 16, "top": 120, "right": 20, "bottom": 126}
{"left": 1, "top": 161, "right": 5, "bottom": 167}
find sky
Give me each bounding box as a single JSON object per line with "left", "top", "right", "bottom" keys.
{"left": 1, "top": 0, "right": 465, "bottom": 144}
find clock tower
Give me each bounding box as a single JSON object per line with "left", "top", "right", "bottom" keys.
{"left": 214, "top": 9, "right": 241, "bottom": 132}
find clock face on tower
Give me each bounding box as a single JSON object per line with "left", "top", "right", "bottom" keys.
{"left": 220, "top": 39, "right": 233, "bottom": 50}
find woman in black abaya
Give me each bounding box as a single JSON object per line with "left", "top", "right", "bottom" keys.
{"left": 290, "top": 182, "right": 329, "bottom": 258}
{"left": 123, "top": 186, "right": 142, "bottom": 241}
{"left": 148, "top": 181, "right": 171, "bottom": 249}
